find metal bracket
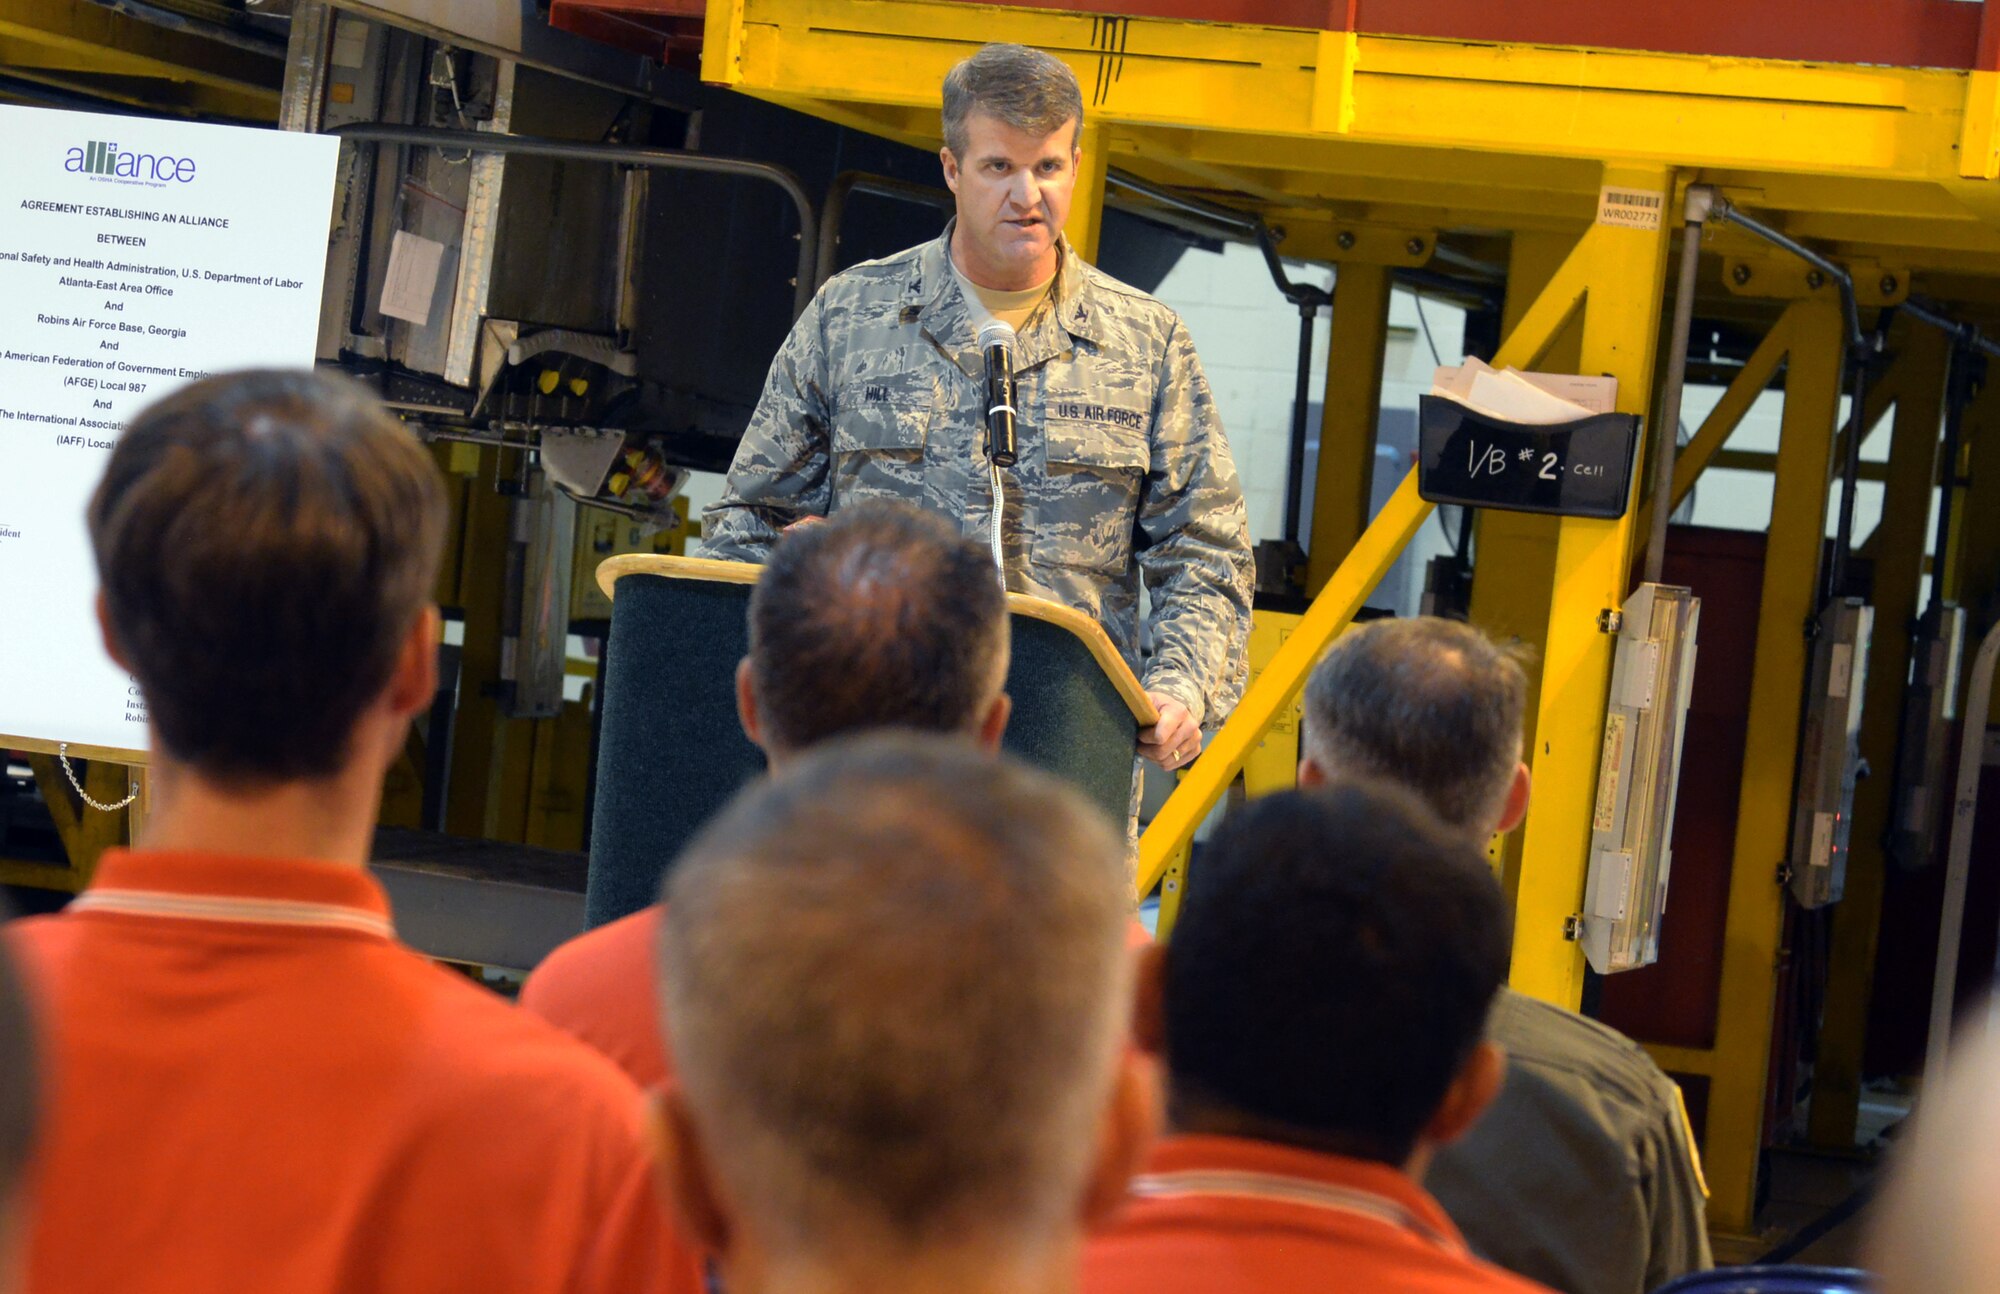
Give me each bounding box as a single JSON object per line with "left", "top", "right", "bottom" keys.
{"left": 1719, "top": 252, "right": 1909, "bottom": 308}
{"left": 1599, "top": 608, "right": 1625, "bottom": 634}
{"left": 1275, "top": 219, "right": 1439, "bottom": 267}
{"left": 1562, "top": 915, "right": 1584, "bottom": 942}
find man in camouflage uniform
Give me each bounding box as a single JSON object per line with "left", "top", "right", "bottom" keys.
{"left": 702, "top": 43, "right": 1253, "bottom": 770}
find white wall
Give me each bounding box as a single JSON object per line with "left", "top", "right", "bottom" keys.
{"left": 1151, "top": 240, "right": 1468, "bottom": 613}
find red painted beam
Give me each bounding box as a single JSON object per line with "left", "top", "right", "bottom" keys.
{"left": 1337, "top": 0, "right": 1985, "bottom": 71}
{"left": 1978, "top": 0, "right": 2000, "bottom": 71}
{"left": 549, "top": 0, "right": 703, "bottom": 62}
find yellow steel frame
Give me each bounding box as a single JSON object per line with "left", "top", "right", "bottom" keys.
{"left": 704, "top": 0, "right": 2000, "bottom": 278}
{"left": 1505, "top": 168, "right": 1675, "bottom": 1006}
{"left": 1240, "top": 608, "right": 1306, "bottom": 796}
{"left": 1810, "top": 325, "right": 1950, "bottom": 1150}
{"left": 430, "top": 444, "right": 654, "bottom": 853}
{"left": 701, "top": 0, "right": 2000, "bottom": 1244}
{"left": 1305, "top": 261, "right": 1392, "bottom": 592}
{"left": 1068, "top": 118, "right": 1111, "bottom": 262}
{"left": 1633, "top": 297, "right": 1911, "bottom": 541}
{"left": 1643, "top": 298, "right": 1848, "bottom": 1237}
{"left": 442, "top": 447, "right": 518, "bottom": 840}
{"left": 1135, "top": 199, "right": 1672, "bottom": 945}
{"left": 1468, "top": 231, "right": 1580, "bottom": 906}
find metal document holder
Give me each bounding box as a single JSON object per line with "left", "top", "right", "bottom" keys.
{"left": 1788, "top": 598, "right": 1875, "bottom": 909}
{"left": 1416, "top": 396, "right": 1642, "bottom": 520}
{"left": 1582, "top": 583, "right": 1702, "bottom": 974}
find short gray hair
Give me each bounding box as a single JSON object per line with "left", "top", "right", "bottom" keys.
{"left": 659, "top": 733, "right": 1131, "bottom": 1260}
{"left": 1302, "top": 617, "right": 1528, "bottom": 834}
{"left": 941, "top": 43, "right": 1083, "bottom": 158}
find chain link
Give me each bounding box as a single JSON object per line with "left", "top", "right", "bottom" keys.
{"left": 56, "top": 744, "right": 140, "bottom": 812}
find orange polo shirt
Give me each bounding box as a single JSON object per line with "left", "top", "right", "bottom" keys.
{"left": 7, "top": 849, "right": 704, "bottom": 1294}
{"left": 523, "top": 903, "right": 1156, "bottom": 1088}
{"left": 1084, "top": 1135, "right": 1557, "bottom": 1294}
{"left": 522, "top": 904, "right": 673, "bottom": 1088}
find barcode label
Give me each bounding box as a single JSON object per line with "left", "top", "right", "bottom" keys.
{"left": 1598, "top": 186, "right": 1666, "bottom": 231}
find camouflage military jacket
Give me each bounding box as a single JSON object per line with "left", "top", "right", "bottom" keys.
{"left": 701, "top": 225, "right": 1254, "bottom": 729}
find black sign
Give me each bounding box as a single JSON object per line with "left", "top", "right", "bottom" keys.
{"left": 1416, "top": 395, "right": 1641, "bottom": 520}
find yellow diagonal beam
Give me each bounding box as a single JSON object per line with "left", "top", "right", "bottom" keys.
{"left": 1135, "top": 470, "right": 1431, "bottom": 895}
{"left": 1678, "top": 305, "right": 1795, "bottom": 508}
{"left": 1629, "top": 302, "right": 1797, "bottom": 546}
{"left": 1135, "top": 208, "right": 1605, "bottom": 898}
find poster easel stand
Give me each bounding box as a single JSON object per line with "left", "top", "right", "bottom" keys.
{"left": 1, "top": 735, "right": 147, "bottom": 893}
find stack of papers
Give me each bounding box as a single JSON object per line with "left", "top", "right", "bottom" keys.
{"left": 1431, "top": 358, "right": 1617, "bottom": 425}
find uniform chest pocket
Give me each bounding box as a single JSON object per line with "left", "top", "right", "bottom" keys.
{"left": 831, "top": 401, "right": 931, "bottom": 508}
{"left": 1033, "top": 419, "right": 1150, "bottom": 575}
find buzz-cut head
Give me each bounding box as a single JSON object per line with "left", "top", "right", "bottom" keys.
{"left": 658, "top": 732, "right": 1132, "bottom": 1258}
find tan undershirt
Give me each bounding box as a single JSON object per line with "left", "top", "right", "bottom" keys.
{"left": 952, "top": 260, "right": 1056, "bottom": 334}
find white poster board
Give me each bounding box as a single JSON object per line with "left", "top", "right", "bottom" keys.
{"left": 0, "top": 107, "right": 338, "bottom": 759}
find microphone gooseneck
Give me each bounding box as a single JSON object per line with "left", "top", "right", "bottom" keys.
{"left": 979, "top": 319, "right": 1018, "bottom": 469}
{"left": 977, "top": 319, "right": 1018, "bottom": 589}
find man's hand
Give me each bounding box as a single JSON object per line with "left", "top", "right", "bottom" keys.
{"left": 781, "top": 515, "right": 828, "bottom": 537}
{"left": 1138, "top": 693, "right": 1202, "bottom": 772}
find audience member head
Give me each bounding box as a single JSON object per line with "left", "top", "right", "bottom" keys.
{"left": 88, "top": 369, "right": 447, "bottom": 789}
{"left": 654, "top": 734, "right": 1151, "bottom": 1290}
{"left": 1300, "top": 616, "right": 1530, "bottom": 841}
{"left": 739, "top": 501, "right": 1011, "bottom": 761}
{"left": 1867, "top": 1025, "right": 2000, "bottom": 1294}
{"left": 0, "top": 932, "right": 38, "bottom": 1292}
{"left": 1150, "top": 781, "right": 1509, "bottom": 1175}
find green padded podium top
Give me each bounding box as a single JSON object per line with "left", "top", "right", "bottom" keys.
{"left": 584, "top": 555, "right": 1155, "bottom": 927}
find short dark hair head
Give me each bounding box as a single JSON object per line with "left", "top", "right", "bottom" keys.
{"left": 89, "top": 369, "right": 447, "bottom": 783}
{"left": 1303, "top": 617, "right": 1528, "bottom": 833}
{"left": 0, "top": 927, "right": 37, "bottom": 1205}
{"left": 1164, "top": 781, "right": 1511, "bottom": 1164}
{"left": 941, "top": 43, "right": 1083, "bottom": 158}
{"left": 660, "top": 733, "right": 1131, "bottom": 1255}
{"left": 749, "top": 501, "right": 1008, "bottom": 752}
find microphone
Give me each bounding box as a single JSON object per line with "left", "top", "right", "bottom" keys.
{"left": 979, "top": 319, "right": 1018, "bottom": 468}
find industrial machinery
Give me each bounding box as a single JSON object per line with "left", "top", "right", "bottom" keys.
{"left": 1788, "top": 598, "right": 1874, "bottom": 909}
{"left": 1889, "top": 602, "right": 1967, "bottom": 870}
{"left": 1582, "top": 583, "right": 1701, "bottom": 973}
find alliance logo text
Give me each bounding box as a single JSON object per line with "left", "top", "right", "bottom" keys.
{"left": 65, "top": 141, "right": 196, "bottom": 184}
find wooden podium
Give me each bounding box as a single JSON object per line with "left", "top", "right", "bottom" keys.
{"left": 586, "top": 554, "right": 1157, "bottom": 927}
